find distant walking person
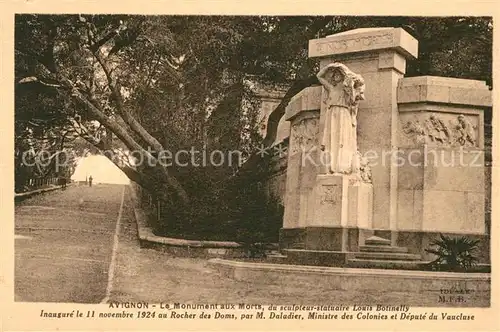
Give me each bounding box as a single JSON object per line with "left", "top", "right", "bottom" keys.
{"left": 88, "top": 175, "right": 93, "bottom": 187}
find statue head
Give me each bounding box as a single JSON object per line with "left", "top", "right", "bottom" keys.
{"left": 332, "top": 71, "right": 343, "bottom": 83}
{"left": 327, "top": 68, "right": 344, "bottom": 86}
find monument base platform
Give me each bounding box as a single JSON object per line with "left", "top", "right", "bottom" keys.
{"left": 279, "top": 226, "right": 374, "bottom": 252}
{"left": 279, "top": 228, "right": 491, "bottom": 265}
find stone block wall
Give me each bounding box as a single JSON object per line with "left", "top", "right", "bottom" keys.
{"left": 396, "top": 76, "right": 490, "bottom": 236}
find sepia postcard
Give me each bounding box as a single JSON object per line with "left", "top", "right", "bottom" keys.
{"left": 1, "top": 1, "right": 499, "bottom": 331}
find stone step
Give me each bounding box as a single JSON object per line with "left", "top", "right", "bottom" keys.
{"left": 359, "top": 245, "right": 408, "bottom": 253}
{"left": 289, "top": 242, "right": 306, "bottom": 249}
{"left": 347, "top": 259, "right": 427, "bottom": 270}
{"left": 282, "top": 249, "right": 349, "bottom": 267}
{"left": 265, "top": 243, "right": 280, "bottom": 251}
{"left": 365, "top": 236, "right": 391, "bottom": 246}
{"left": 266, "top": 254, "right": 288, "bottom": 264}
{"left": 353, "top": 251, "right": 421, "bottom": 261}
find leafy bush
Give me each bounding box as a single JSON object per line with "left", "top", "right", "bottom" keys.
{"left": 231, "top": 193, "right": 283, "bottom": 258}
{"left": 424, "top": 234, "right": 480, "bottom": 272}
{"left": 220, "top": 156, "right": 284, "bottom": 257}
{"left": 140, "top": 141, "right": 285, "bottom": 246}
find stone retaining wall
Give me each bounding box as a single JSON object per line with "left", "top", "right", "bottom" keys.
{"left": 130, "top": 185, "right": 248, "bottom": 258}
{"left": 208, "top": 258, "right": 491, "bottom": 298}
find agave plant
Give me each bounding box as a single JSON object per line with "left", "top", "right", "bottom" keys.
{"left": 425, "top": 234, "right": 480, "bottom": 272}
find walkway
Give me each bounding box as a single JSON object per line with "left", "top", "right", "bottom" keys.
{"left": 15, "top": 183, "right": 125, "bottom": 303}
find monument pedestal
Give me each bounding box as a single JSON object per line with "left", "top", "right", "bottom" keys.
{"left": 280, "top": 173, "right": 373, "bottom": 252}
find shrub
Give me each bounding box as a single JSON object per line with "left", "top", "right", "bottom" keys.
{"left": 140, "top": 151, "right": 284, "bottom": 246}
{"left": 231, "top": 193, "right": 284, "bottom": 258}
{"left": 424, "top": 234, "right": 480, "bottom": 272}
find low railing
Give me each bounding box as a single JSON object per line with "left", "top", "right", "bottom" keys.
{"left": 15, "top": 177, "right": 67, "bottom": 194}
{"left": 134, "top": 184, "right": 164, "bottom": 221}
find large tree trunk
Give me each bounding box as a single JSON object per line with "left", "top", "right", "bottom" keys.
{"left": 77, "top": 121, "right": 180, "bottom": 202}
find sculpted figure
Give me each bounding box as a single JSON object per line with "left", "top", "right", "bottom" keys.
{"left": 402, "top": 119, "right": 427, "bottom": 144}
{"left": 425, "top": 115, "right": 450, "bottom": 144}
{"left": 316, "top": 62, "right": 365, "bottom": 175}
{"left": 455, "top": 114, "right": 476, "bottom": 146}
{"left": 359, "top": 153, "right": 373, "bottom": 183}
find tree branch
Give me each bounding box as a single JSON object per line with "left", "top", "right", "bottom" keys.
{"left": 65, "top": 79, "right": 188, "bottom": 203}
{"left": 18, "top": 76, "right": 62, "bottom": 88}
{"left": 92, "top": 49, "right": 166, "bottom": 154}
{"left": 89, "top": 26, "right": 119, "bottom": 53}
{"left": 79, "top": 134, "right": 151, "bottom": 189}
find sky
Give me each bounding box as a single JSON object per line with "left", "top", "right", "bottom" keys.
{"left": 71, "top": 154, "right": 130, "bottom": 184}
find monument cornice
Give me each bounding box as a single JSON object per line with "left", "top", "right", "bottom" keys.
{"left": 284, "top": 86, "right": 322, "bottom": 121}
{"left": 397, "top": 76, "right": 492, "bottom": 107}
{"left": 309, "top": 27, "right": 418, "bottom": 60}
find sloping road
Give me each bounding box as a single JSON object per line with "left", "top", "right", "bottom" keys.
{"left": 15, "top": 183, "right": 125, "bottom": 303}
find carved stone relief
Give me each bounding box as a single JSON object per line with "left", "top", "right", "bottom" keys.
{"left": 452, "top": 114, "right": 477, "bottom": 147}
{"left": 290, "top": 117, "right": 319, "bottom": 154}
{"left": 402, "top": 114, "right": 478, "bottom": 147}
{"left": 359, "top": 153, "right": 373, "bottom": 183}
{"left": 320, "top": 185, "right": 341, "bottom": 205}
{"left": 314, "top": 33, "right": 394, "bottom": 55}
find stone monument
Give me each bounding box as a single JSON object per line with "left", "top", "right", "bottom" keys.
{"left": 279, "top": 27, "right": 491, "bottom": 265}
